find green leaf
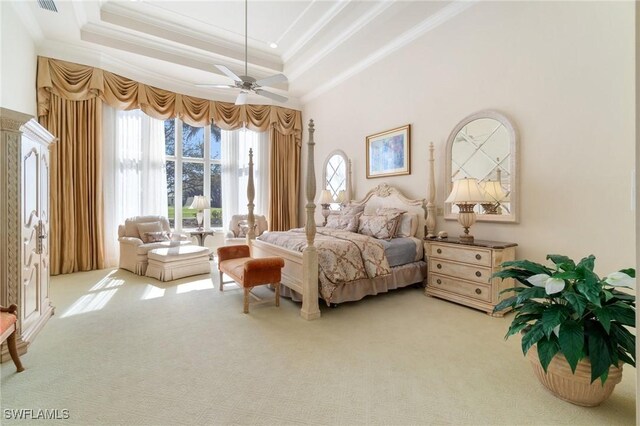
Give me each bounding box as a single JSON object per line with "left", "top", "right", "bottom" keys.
{"left": 558, "top": 320, "right": 584, "bottom": 373}
{"left": 577, "top": 255, "right": 596, "bottom": 272}
{"left": 492, "top": 269, "right": 534, "bottom": 285}
{"left": 607, "top": 303, "right": 636, "bottom": 327}
{"left": 575, "top": 280, "right": 602, "bottom": 308}
{"left": 493, "top": 295, "right": 518, "bottom": 313}
{"left": 541, "top": 305, "right": 570, "bottom": 338}
{"left": 522, "top": 323, "right": 545, "bottom": 356}
{"left": 516, "top": 287, "right": 548, "bottom": 305}
{"left": 610, "top": 323, "right": 636, "bottom": 363}
{"left": 616, "top": 349, "right": 635, "bottom": 367}
{"left": 593, "top": 306, "right": 614, "bottom": 334}
{"left": 563, "top": 292, "right": 587, "bottom": 316}
{"left": 505, "top": 322, "right": 530, "bottom": 339}
{"left": 608, "top": 290, "right": 636, "bottom": 302}
{"left": 547, "top": 255, "right": 576, "bottom": 271}
{"left": 619, "top": 268, "right": 635, "bottom": 278}
{"left": 586, "top": 322, "right": 614, "bottom": 384}
{"left": 500, "top": 260, "right": 552, "bottom": 276}
{"left": 517, "top": 301, "right": 547, "bottom": 315}
{"left": 602, "top": 290, "right": 615, "bottom": 302}
{"left": 552, "top": 271, "right": 579, "bottom": 281}
{"left": 537, "top": 337, "right": 560, "bottom": 373}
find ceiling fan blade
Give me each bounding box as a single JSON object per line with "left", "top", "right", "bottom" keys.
{"left": 235, "top": 92, "right": 248, "bottom": 106}
{"left": 254, "top": 73, "right": 288, "bottom": 88}
{"left": 255, "top": 89, "right": 288, "bottom": 103}
{"left": 215, "top": 65, "right": 242, "bottom": 83}
{"left": 195, "top": 84, "right": 236, "bottom": 89}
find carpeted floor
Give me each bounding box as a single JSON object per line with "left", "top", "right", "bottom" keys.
{"left": 0, "top": 264, "right": 636, "bottom": 425}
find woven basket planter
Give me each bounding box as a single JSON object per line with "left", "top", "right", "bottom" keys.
{"left": 527, "top": 346, "right": 623, "bottom": 407}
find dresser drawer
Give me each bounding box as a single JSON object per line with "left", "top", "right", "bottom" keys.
{"left": 428, "top": 243, "right": 491, "bottom": 267}
{"left": 429, "top": 259, "right": 492, "bottom": 284}
{"left": 429, "top": 273, "right": 492, "bottom": 302}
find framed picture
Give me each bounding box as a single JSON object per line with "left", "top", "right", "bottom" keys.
{"left": 366, "top": 124, "right": 411, "bottom": 179}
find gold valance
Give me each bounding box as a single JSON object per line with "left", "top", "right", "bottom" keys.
{"left": 37, "top": 56, "right": 302, "bottom": 143}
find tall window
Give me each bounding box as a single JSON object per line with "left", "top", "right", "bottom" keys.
{"left": 164, "top": 119, "right": 222, "bottom": 230}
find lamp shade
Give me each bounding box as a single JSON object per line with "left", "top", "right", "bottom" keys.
{"left": 319, "top": 190, "right": 333, "bottom": 204}
{"left": 189, "top": 195, "right": 210, "bottom": 210}
{"left": 445, "top": 178, "right": 487, "bottom": 204}
{"left": 479, "top": 180, "right": 507, "bottom": 202}
{"left": 337, "top": 190, "right": 346, "bottom": 204}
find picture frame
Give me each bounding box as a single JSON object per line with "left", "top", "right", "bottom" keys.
{"left": 366, "top": 124, "right": 411, "bottom": 179}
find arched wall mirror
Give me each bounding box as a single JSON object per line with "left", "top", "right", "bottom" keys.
{"left": 445, "top": 110, "right": 518, "bottom": 223}
{"left": 322, "top": 149, "right": 352, "bottom": 210}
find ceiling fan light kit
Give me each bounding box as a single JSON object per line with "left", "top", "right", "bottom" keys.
{"left": 197, "top": 0, "right": 288, "bottom": 105}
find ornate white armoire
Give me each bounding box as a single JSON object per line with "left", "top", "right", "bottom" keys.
{"left": 0, "top": 108, "right": 55, "bottom": 361}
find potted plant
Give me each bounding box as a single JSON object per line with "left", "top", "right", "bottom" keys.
{"left": 493, "top": 254, "right": 635, "bottom": 406}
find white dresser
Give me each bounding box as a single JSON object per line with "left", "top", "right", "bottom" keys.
{"left": 0, "top": 108, "right": 55, "bottom": 361}
{"left": 424, "top": 238, "right": 517, "bottom": 317}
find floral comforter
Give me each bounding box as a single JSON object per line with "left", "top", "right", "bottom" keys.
{"left": 257, "top": 228, "right": 391, "bottom": 303}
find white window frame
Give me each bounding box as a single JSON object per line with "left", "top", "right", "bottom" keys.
{"left": 165, "top": 118, "right": 222, "bottom": 232}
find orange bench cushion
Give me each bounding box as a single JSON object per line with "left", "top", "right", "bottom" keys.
{"left": 219, "top": 256, "right": 284, "bottom": 288}
{"left": 0, "top": 312, "right": 17, "bottom": 334}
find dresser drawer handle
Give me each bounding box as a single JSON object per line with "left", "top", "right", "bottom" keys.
{"left": 436, "top": 279, "right": 442, "bottom": 285}
{"left": 475, "top": 288, "right": 482, "bottom": 295}
{"left": 437, "top": 248, "right": 442, "bottom": 254}
{"left": 437, "top": 263, "right": 442, "bottom": 269}
{"left": 475, "top": 271, "right": 482, "bottom": 277}
{"left": 475, "top": 254, "right": 482, "bottom": 260}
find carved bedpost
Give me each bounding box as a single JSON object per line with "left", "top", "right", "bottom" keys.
{"left": 347, "top": 159, "right": 353, "bottom": 203}
{"left": 301, "top": 119, "right": 321, "bottom": 320}
{"left": 426, "top": 142, "right": 436, "bottom": 238}
{"left": 246, "top": 147, "right": 256, "bottom": 246}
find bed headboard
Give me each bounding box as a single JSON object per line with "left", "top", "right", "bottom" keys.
{"left": 351, "top": 183, "right": 427, "bottom": 239}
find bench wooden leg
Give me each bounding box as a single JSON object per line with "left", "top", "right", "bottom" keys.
{"left": 275, "top": 283, "right": 280, "bottom": 308}
{"left": 7, "top": 330, "right": 24, "bottom": 372}
{"left": 243, "top": 288, "right": 250, "bottom": 314}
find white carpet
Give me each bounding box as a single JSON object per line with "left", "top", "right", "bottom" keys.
{"left": 0, "top": 265, "right": 635, "bottom": 425}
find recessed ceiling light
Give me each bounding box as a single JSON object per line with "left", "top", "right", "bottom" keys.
{"left": 269, "top": 42, "right": 278, "bottom": 49}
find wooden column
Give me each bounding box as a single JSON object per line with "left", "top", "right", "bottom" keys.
{"left": 426, "top": 142, "right": 436, "bottom": 238}
{"left": 246, "top": 147, "right": 256, "bottom": 247}
{"left": 300, "top": 119, "right": 321, "bottom": 320}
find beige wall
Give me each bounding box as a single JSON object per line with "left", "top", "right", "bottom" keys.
{"left": 0, "top": 2, "right": 37, "bottom": 116}
{"left": 302, "top": 1, "right": 635, "bottom": 274}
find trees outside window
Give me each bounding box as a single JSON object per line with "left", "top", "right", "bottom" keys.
{"left": 164, "top": 119, "right": 222, "bottom": 230}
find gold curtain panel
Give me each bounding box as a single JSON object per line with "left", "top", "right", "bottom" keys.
{"left": 36, "top": 56, "right": 302, "bottom": 275}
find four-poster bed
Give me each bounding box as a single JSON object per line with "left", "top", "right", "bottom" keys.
{"left": 244, "top": 119, "right": 437, "bottom": 320}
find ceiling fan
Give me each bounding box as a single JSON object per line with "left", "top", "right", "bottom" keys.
{"left": 196, "top": 0, "right": 288, "bottom": 105}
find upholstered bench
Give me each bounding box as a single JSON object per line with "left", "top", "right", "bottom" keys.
{"left": 217, "top": 245, "right": 285, "bottom": 314}
{"left": 145, "top": 245, "right": 211, "bottom": 282}
{"left": 1, "top": 305, "right": 24, "bottom": 372}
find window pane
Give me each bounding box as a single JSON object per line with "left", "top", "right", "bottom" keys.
{"left": 166, "top": 160, "right": 175, "bottom": 228}
{"left": 182, "top": 162, "right": 204, "bottom": 229}
{"left": 182, "top": 123, "right": 204, "bottom": 158}
{"left": 210, "top": 124, "right": 221, "bottom": 160}
{"left": 210, "top": 164, "right": 222, "bottom": 227}
{"left": 165, "top": 119, "right": 175, "bottom": 156}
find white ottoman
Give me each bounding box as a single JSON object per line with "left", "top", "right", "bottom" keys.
{"left": 145, "top": 245, "right": 211, "bottom": 282}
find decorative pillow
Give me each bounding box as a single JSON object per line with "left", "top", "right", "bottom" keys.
{"left": 341, "top": 203, "right": 365, "bottom": 216}
{"left": 325, "top": 214, "right": 359, "bottom": 232}
{"left": 358, "top": 214, "right": 402, "bottom": 240}
{"left": 144, "top": 231, "right": 170, "bottom": 243}
{"left": 395, "top": 214, "right": 418, "bottom": 238}
{"left": 235, "top": 220, "right": 252, "bottom": 238}
{"left": 136, "top": 222, "right": 164, "bottom": 243}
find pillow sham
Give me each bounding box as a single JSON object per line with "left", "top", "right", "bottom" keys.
{"left": 341, "top": 203, "right": 365, "bottom": 216}
{"left": 235, "top": 220, "right": 252, "bottom": 238}
{"left": 144, "top": 231, "right": 170, "bottom": 243}
{"left": 358, "top": 213, "right": 402, "bottom": 240}
{"left": 136, "top": 222, "right": 164, "bottom": 243}
{"left": 325, "top": 214, "right": 359, "bottom": 232}
{"left": 395, "top": 213, "right": 418, "bottom": 238}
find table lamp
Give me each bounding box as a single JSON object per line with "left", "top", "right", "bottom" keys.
{"left": 337, "top": 190, "right": 347, "bottom": 209}
{"left": 319, "top": 190, "right": 333, "bottom": 226}
{"left": 445, "top": 178, "right": 486, "bottom": 243}
{"left": 189, "top": 195, "right": 210, "bottom": 230}
{"left": 479, "top": 180, "right": 507, "bottom": 215}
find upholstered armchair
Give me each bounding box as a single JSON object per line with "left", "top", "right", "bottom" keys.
{"left": 118, "top": 215, "right": 191, "bottom": 275}
{"left": 224, "top": 214, "right": 268, "bottom": 245}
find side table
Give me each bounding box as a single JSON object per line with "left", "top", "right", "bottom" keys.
{"left": 185, "top": 229, "right": 215, "bottom": 259}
